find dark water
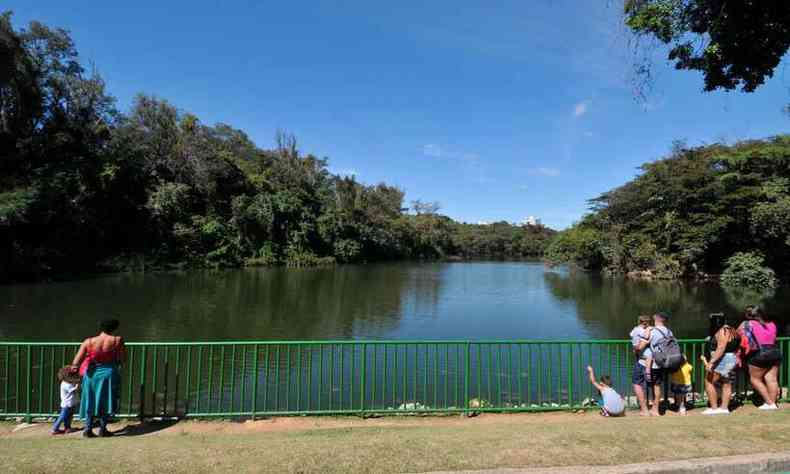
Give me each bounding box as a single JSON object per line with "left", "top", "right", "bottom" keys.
{"left": 2, "top": 262, "right": 789, "bottom": 342}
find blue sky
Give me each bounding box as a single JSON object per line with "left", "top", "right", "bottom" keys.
{"left": 7, "top": 0, "right": 789, "bottom": 229}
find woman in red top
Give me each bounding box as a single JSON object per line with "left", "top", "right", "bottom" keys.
{"left": 71, "top": 319, "right": 126, "bottom": 437}
{"left": 738, "top": 306, "right": 781, "bottom": 410}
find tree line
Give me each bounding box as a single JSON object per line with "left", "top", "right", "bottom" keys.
{"left": 545, "top": 135, "right": 790, "bottom": 293}
{"left": 0, "top": 14, "right": 554, "bottom": 283}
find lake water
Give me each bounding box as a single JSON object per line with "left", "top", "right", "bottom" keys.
{"left": 2, "top": 261, "right": 789, "bottom": 342}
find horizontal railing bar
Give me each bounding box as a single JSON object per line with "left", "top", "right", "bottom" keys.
{"left": 0, "top": 337, "right": 752, "bottom": 346}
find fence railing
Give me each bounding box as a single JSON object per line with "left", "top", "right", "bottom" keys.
{"left": 1, "top": 338, "right": 789, "bottom": 420}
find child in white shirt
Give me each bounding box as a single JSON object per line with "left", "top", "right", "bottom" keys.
{"left": 51, "top": 366, "right": 80, "bottom": 435}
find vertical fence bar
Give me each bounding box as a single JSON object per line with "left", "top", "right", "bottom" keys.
{"left": 25, "top": 346, "right": 31, "bottom": 422}
{"left": 4, "top": 347, "right": 9, "bottom": 414}
{"left": 307, "top": 345, "right": 312, "bottom": 412}
{"left": 240, "top": 345, "right": 247, "bottom": 413}
{"left": 206, "top": 346, "right": 213, "bottom": 413}
{"left": 567, "top": 344, "right": 573, "bottom": 407}
{"left": 317, "top": 345, "right": 323, "bottom": 412}
{"left": 37, "top": 347, "right": 43, "bottom": 415}
{"left": 139, "top": 346, "right": 147, "bottom": 419}
{"left": 219, "top": 346, "right": 226, "bottom": 413}
{"left": 339, "top": 346, "right": 344, "bottom": 410}
{"left": 263, "top": 345, "right": 270, "bottom": 413}
{"left": 174, "top": 347, "right": 181, "bottom": 416}
{"left": 329, "top": 345, "right": 334, "bottom": 411}
{"left": 252, "top": 344, "right": 259, "bottom": 419}
{"left": 465, "top": 342, "right": 471, "bottom": 413}
{"left": 230, "top": 345, "right": 236, "bottom": 412}
{"left": 360, "top": 343, "right": 366, "bottom": 413}
{"left": 296, "top": 346, "right": 302, "bottom": 412}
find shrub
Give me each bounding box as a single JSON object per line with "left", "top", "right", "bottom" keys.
{"left": 720, "top": 251, "right": 777, "bottom": 292}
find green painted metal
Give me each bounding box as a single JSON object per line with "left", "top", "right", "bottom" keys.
{"left": 2, "top": 338, "right": 789, "bottom": 419}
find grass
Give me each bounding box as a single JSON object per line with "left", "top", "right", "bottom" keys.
{"left": 2, "top": 409, "right": 790, "bottom": 473}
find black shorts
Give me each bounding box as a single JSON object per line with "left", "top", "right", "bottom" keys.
{"left": 632, "top": 362, "right": 664, "bottom": 386}
{"left": 747, "top": 353, "right": 781, "bottom": 369}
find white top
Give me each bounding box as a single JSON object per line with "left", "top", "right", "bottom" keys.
{"left": 60, "top": 381, "right": 80, "bottom": 408}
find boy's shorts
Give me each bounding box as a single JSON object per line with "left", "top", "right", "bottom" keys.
{"left": 671, "top": 383, "right": 691, "bottom": 396}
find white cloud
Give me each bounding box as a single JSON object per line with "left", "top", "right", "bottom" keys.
{"left": 422, "top": 144, "right": 443, "bottom": 157}
{"left": 528, "top": 167, "right": 560, "bottom": 177}
{"left": 573, "top": 100, "right": 591, "bottom": 118}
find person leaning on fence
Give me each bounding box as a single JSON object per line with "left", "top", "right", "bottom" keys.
{"left": 586, "top": 365, "right": 625, "bottom": 417}
{"left": 629, "top": 314, "right": 653, "bottom": 417}
{"left": 70, "top": 319, "right": 126, "bottom": 438}
{"left": 702, "top": 313, "right": 738, "bottom": 415}
{"left": 739, "top": 305, "right": 782, "bottom": 410}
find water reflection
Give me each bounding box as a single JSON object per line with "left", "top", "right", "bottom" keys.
{"left": 1, "top": 262, "right": 788, "bottom": 342}
{"left": 543, "top": 269, "right": 790, "bottom": 338}
{"left": 0, "top": 264, "right": 442, "bottom": 341}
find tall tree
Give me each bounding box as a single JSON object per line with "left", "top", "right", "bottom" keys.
{"left": 624, "top": 1, "right": 790, "bottom": 93}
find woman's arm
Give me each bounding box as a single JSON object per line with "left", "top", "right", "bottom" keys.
{"left": 707, "top": 330, "right": 727, "bottom": 369}
{"left": 71, "top": 339, "right": 88, "bottom": 367}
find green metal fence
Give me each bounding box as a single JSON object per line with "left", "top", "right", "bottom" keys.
{"left": 1, "top": 338, "right": 789, "bottom": 420}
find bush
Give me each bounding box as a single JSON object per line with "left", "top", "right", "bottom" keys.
{"left": 544, "top": 226, "right": 604, "bottom": 270}
{"left": 720, "top": 251, "right": 777, "bottom": 292}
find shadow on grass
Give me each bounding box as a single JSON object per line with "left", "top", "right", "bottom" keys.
{"left": 113, "top": 420, "right": 180, "bottom": 437}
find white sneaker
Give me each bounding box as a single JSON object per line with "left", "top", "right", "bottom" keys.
{"left": 759, "top": 403, "right": 778, "bottom": 410}
{"left": 702, "top": 408, "right": 716, "bottom": 415}
{"left": 714, "top": 408, "right": 730, "bottom": 415}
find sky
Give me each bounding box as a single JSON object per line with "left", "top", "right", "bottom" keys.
{"left": 6, "top": 0, "right": 789, "bottom": 229}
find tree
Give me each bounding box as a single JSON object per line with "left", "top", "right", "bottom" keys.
{"left": 411, "top": 199, "right": 440, "bottom": 215}
{"left": 624, "top": 1, "right": 790, "bottom": 93}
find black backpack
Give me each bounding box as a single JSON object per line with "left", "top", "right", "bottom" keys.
{"left": 651, "top": 327, "right": 683, "bottom": 371}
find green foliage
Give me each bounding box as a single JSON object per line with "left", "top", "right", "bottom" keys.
{"left": 0, "top": 13, "right": 557, "bottom": 283}
{"left": 547, "top": 136, "right": 790, "bottom": 283}
{"left": 720, "top": 252, "right": 777, "bottom": 292}
{"left": 544, "top": 226, "right": 604, "bottom": 270}
{"left": 624, "top": 1, "right": 790, "bottom": 93}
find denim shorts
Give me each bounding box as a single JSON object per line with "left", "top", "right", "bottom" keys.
{"left": 713, "top": 353, "right": 737, "bottom": 381}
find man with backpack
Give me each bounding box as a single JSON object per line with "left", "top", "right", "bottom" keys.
{"left": 637, "top": 312, "right": 682, "bottom": 416}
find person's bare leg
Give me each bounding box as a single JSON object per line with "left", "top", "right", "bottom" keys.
{"left": 650, "top": 383, "right": 662, "bottom": 416}
{"left": 705, "top": 374, "right": 719, "bottom": 410}
{"left": 721, "top": 382, "right": 732, "bottom": 412}
{"left": 749, "top": 365, "right": 772, "bottom": 404}
{"left": 765, "top": 365, "right": 780, "bottom": 404}
{"left": 633, "top": 384, "right": 649, "bottom": 416}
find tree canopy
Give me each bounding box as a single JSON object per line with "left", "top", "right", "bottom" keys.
{"left": 546, "top": 135, "right": 790, "bottom": 283}
{"left": 624, "top": 1, "right": 790, "bottom": 93}
{"left": 0, "top": 13, "right": 554, "bottom": 283}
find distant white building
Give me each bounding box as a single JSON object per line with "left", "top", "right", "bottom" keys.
{"left": 522, "top": 216, "right": 541, "bottom": 226}
{"left": 477, "top": 220, "right": 491, "bottom": 226}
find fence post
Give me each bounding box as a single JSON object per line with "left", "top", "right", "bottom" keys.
{"left": 139, "top": 346, "right": 147, "bottom": 421}
{"left": 464, "top": 342, "right": 471, "bottom": 415}
{"left": 25, "top": 346, "right": 31, "bottom": 423}
{"left": 252, "top": 344, "right": 259, "bottom": 420}
{"left": 360, "top": 343, "right": 367, "bottom": 414}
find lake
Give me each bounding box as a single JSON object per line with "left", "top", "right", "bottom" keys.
{"left": 2, "top": 261, "right": 789, "bottom": 342}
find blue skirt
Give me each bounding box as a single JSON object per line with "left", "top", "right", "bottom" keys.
{"left": 79, "top": 363, "right": 120, "bottom": 418}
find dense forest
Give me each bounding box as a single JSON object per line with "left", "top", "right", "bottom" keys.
{"left": 0, "top": 14, "right": 554, "bottom": 283}
{"left": 545, "top": 136, "right": 790, "bottom": 291}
